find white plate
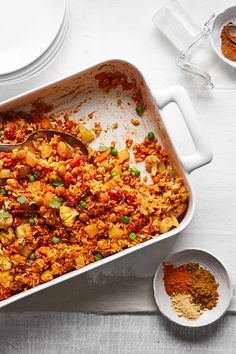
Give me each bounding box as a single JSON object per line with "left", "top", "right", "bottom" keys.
{"left": 0, "top": 0, "right": 66, "bottom": 75}
{"left": 153, "top": 249, "right": 232, "bottom": 327}
{"left": 0, "top": 1, "right": 69, "bottom": 84}
{"left": 210, "top": 6, "right": 236, "bottom": 69}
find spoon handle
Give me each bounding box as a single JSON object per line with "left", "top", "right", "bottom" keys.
{"left": 0, "top": 143, "right": 21, "bottom": 152}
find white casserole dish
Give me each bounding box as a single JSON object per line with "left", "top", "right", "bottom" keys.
{"left": 0, "top": 59, "right": 212, "bottom": 308}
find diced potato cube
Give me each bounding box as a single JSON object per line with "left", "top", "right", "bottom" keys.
{"left": 0, "top": 169, "right": 10, "bottom": 178}
{"left": 57, "top": 141, "right": 74, "bottom": 159}
{"left": 0, "top": 214, "right": 13, "bottom": 230}
{"left": 28, "top": 180, "right": 41, "bottom": 192}
{"left": 108, "top": 225, "right": 124, "bottom": 239}
{"left": 118, "top": 149, "right": 130, "bottom": 162}
{"left": 79, "top": 125, "right": 95, "bottom": 144}
{"left": 84, "top": 224, "right": 99, "bottom": 238}
{"left": 41, "top": 270, "right": 53, "bottom": 282}
{"left": 41, "top": 144, "right": 52, "bottom": 158}
{"left": 25, "top": 151, "right": 37, "bottom": 167}
{"left": 171, "top": 216, "right": 179, "bottom": 227}
{"left": 0, "top": 256, "right": 12, "bottom": 271}
{"left": 111, "top": 165, "right": 122, "bottom": 175}
{"left": 15, "top": 223, "right": 33, "bottom": 238}
{"left": 43, "top": 191, "right": 55, "bottom": 206}
{"left": 159, "top": 218, "right": 173, "bottom": 234}
{"left": 75, "top": 254, "right": 86, "bottom": 267}
{"left": 0, "top": 271, "right": 11, "bottom": 288}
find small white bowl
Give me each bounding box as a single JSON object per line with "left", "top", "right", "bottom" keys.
{"left": 210, "top": 6, "right": 236, "bottom": 69}
{"left": 153, "top": 249, "right": 232, "bottom": 327}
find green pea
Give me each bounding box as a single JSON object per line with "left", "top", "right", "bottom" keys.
{"left": 110, "top": 148, "right": 118, "bottom": 156}
{"left": 111, "top": 171, "right": 117, "bottom": 178}
{"left": 122, "top": 215, "right": 130, "bottom": 224}
{"left": 79, "top": 201, "right": 87, "bottom": 210}
{"left": 94, "top": 253, "right": 103, "bottom": 261}
{"left": 129, "top": 232, "right": 137, "bottom": 240}
{"left": 134, "top": 169, "right": 141, "bottom": 177}
{"left": 128, "top": 167, "right": 134, "bottom": 173}
{"left": 29, "top": 252, "right": 36, "bottom": 260}
{"left": 0, "top": 131, "right": 3, "bottom": 137}
{"left": 52, "top": 236, "right": 61, "bottom": 244}
{"left": 0, "top": 188, "right": 6, "bottom": 195}
{"left": 136, "top": 105, "right": 144, "bottom": 115}
{"left": 29, "top": 175, "right": 36, "bottom": 182}
{"left": 29, "top": 217, "right": 35, "bottom": 226}
{"left": 147, "top": 131, "right": 155, "bottom": 140}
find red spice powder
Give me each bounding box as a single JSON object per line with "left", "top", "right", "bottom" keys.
{"left": 163, "top": 262, "right": 193, "bottom": 296}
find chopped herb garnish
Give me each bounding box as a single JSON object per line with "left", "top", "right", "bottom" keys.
{"left": 86, "top": 188, "right": 92, "bottom": 196}
{"left": 17, "top": 196, "right": 28, "bottom": 204}
{"left": 18, "top": 237, "right": 24, "bottom": 244}
{"left": 4, "top": 200, "right": 11, "bottom": 209}
{"left": 49, "top": 196, "right": 63, "bottom": 209}
{"left": 0, "top": 188, "right": 7, "bottom": 195}
{"left": 98, "top": 146, "right": 108, "bottom": 152}
{"left": 0, "top": 211, "right": 10, "bottom": 218}
{"left": 50, "top": 179, "right": 64, "bottom": 187}
{"left": 94, "top": 253, "right": 103, "bottom": 261}
{"left": 34, "top": 171, "right": 42, "bottom": 177}
{"left": 29, "top": 252, "right": 36, "bottom": 260}
{"left": 29, "top": 217, "right": 35, "bottom": 226}
{"left": 79, "top": 201, "right": 87, "bottom": 210}
{"left": 0, "top": 178, "right": 3, "bottom": 184}
{"left": 110, "top": 171, "right": 117, "bottom": 178}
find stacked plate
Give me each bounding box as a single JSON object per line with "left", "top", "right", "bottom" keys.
{"left": 0, "top": 0, "right": 69, "bottom": 85}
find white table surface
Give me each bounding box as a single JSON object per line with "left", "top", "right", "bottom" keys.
{"left": 1, "top": 0, "right": 236, "bottom": 352}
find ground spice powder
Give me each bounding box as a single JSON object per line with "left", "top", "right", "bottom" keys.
{"left": 221, "top": 23, "right": 236, "bottom": 61}
{"left": 163, "top": 262, "right": 219, "bottom": 320}
{"left": 187, "top": 263, "right": 219, "bottom": 310}
{"left": 163, "top": 262, "right": 193, "bottom": 296}
{"left": 171, "top": 293, "right": 203, "bottom": 320}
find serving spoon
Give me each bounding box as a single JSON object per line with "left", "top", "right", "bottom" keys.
{"left": 0, "top": 129, "right": 89, "bottom": 157}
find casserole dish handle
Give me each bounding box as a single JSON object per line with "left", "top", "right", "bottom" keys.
{"left": 152, "top": 85, "right": 213, "bottom": 174}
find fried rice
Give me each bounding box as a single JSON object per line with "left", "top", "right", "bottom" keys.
{"left": 0, "top": 106, "right": 188, "bottom": 301}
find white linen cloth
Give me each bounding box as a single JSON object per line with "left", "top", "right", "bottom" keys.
{"left": 0, "top": 0, "right": 236, "bottom": 313}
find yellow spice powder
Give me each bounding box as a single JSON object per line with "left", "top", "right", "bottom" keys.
{"left": 171, "top": 293, "right": 203, "bottom": 320}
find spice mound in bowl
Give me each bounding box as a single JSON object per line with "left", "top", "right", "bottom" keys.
{"left": 153, "top": 249, "right": 232, "bottom": 327}
{"left": 210, "top": 5, "right": 236, "bottom": 68}
{"left": 163, "top": 262, "right": 219, "bottom": 320}
{"left": 220, "top": 23, "right": 236, "bottom": 62}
